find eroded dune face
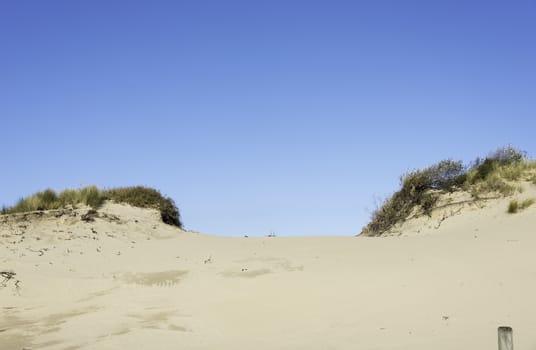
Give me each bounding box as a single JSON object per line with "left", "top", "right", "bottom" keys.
{"left": 2, "top": 199, "right": 536, "bottom": 350}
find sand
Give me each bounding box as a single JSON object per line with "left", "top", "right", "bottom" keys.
{"left": 2, "top": 192, "right": 536, "bottom": 350}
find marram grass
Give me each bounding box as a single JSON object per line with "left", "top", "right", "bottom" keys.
{"left": 507, "top": 198, "right": 535, "bottom": 214}
{"left": 2, "top": 186, "right": 182, "bottom": 228}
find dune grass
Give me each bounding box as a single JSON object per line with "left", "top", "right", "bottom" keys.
{"left": 5, "top": 186, "right": 103, "bottom": 213}
{"left": 507, "top": 198, "right": 535, "bottom": 214}
{"left": 362, "top": 146, "right": 535, "bottom": 236}
{"left": 2, "top": 186, "right": 182, "bottom": 228}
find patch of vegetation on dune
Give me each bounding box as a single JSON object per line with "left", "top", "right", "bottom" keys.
{"left": 101, "top": 186, "right": 181, "bottom": 227}
{"left": 507, "top": 198, "right": 535, "bottom": 214}
{"left": 361, "top": 146, "right": 535, "bottom": 236}
{"left": 2, "top": 186, "right": 103, "bottom": 214}
{"left": 1, "top": 186, "right": 182, "bottom": 228}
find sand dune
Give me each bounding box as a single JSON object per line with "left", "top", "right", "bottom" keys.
{"left": 2, "top": 197, "right": 536, "bottom": 349}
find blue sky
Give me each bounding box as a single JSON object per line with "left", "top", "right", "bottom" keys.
{"left": 1, "top": 1, "right": 535, "bottom": 236}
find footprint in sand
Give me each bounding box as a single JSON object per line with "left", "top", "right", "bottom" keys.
{"left": 221, "top": 268, "right": 272, "bottom": 278}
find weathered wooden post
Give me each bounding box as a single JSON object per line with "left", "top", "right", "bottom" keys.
{"left": 498, "top": 326, "right": 513, "bottom": 350}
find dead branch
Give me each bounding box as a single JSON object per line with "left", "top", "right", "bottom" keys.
{"left": 1, "top": 271, "right": 16, "bottom": 286}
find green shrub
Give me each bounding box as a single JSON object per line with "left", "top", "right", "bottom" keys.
{"left": 489, "top": 146, "right": 526, "bottom": 164}
{"left": 402, "top": 160, "right": 466, "bottom": 192}
{"left": 362, "top": 146, "right": 531, "bottom": 236}
{"left": 102, "top": 186, "right": 163, "bottom": 208}
{"left": 362, "top": 159, "right": 465, "bottom": 236}
{"left": 363, "top": 194, "right": 408, "bottom": 236}
{"left": 159, "top": 196, "right": 182, "bottom": 227}
{"left": 470, "top": 146, "right": 526, "bottom": 184}
{"left": 102, "top": 186, "right": 182, "bottom": 228}
{"left": 470, "top": 159, "right": 496, "bottom": 183}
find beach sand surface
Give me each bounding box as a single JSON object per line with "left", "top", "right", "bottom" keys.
{"left": 2, "top": 196, "right": 536, "bottom": 350}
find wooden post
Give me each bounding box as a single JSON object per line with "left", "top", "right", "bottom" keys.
{"left": 498, "top": 326, "right": 513, "bottom": 350}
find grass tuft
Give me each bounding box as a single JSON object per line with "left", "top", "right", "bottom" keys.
{"left": 469, "top": 173, "right": 518, "bottom": 198}
{"left": 522, "top": 198, "right": 535, "bottom": 209}
{"left": 81, "top": 186, "right": 103, "bottom": 208}
{"left": 508, "top": 200, "right": 519, "bottom": 213}
{"left": 6, "top": 186, "right": 103, "bottom": 214}
{"left": 508, "top": 198, "right": 535, "bottom": 214}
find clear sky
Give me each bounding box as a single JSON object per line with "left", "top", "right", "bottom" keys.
{"left": 1, "top": 1, "right": 535, "bottom": 236}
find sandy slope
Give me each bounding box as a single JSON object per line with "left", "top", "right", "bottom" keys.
{"left": 1, "top": 198, "right": 536, "bottom": 350}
